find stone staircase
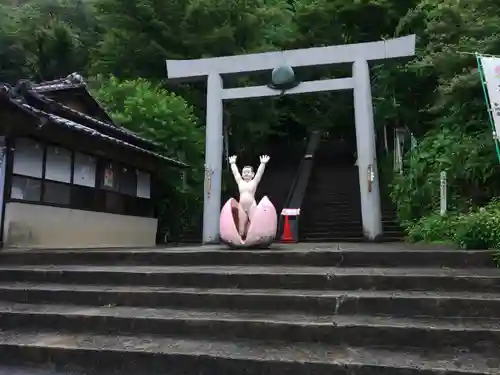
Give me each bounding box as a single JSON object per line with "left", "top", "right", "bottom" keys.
{"left": 0, "top": 244, "right": 497, "bottom": 374}
{"left": 300, "top": 166, "right": 364, "bottom": 241}
{"left": 300, "top": 165, "right": 405, "bottom": 242}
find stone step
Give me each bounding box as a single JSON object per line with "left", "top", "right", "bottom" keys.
{"left": 299, "top": 225, "right": 363, "bottom": 231}
{"left": 312, "top": 177, "right": 358, "bottom": 183}
{"left": 299, "top": 225, "right": 398, "bottom": 231}
{"left": 303, "top": 198, "right": 360, "bottom": 204}
{"left": 301, "top": 216, "right": 398, "bottom": 223}
{"left": 1, "top": 283, "right": 500, "bottom": 318}
{"left": 301, "top": 232, "right": 364, "bottom": 239}
{"left": 300, "top": 236, "right": 366, "bottom": 242}
{"left": 300, "top": 216, "right": 363, "bottom": 222}
{"left": 381, "top": 237, "right": 406, "bottom": 242}
{"left": 0, "top": 330, "right": 496, "bottom": 374}
{"left": 300, "top": 213, "right": 397, "bottom": 221}
{"left": 301, "top": 231, "right": 403, "bottom": 238}
{"left": 300, "top": 220, "right": 363, "bottom": 227}
{"left": 0, "top": 265, "right": 498, "bottom": 292}
{"left": 297, "top": 223, "right": 402, "bottom": 232}
{"left": 0, "top": 248, "right": 493, "bottom": 268}
{"left": 304, "top": 197, "right": 359, "bottom": 201}
{"left": 0, "top": 302, "right": 499, "bottom": 351}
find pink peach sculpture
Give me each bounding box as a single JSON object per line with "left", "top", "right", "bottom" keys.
{"left": 220, "top": 196, "right": 277, "bottom": 248}
{"left": 219, "top": 155, "right": 277, "bottom": 248}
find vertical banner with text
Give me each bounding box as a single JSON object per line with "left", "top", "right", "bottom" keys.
{"left": 478, "top": 56, "right": 500, "bottom": 162}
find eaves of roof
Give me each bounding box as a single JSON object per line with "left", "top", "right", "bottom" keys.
{"left": 0, "top": 84, "right": 188, "bottom": 169}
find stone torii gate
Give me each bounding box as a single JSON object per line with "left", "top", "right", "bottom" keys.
{"left": 166, "top": 35, "right": 416, "bottom": 244}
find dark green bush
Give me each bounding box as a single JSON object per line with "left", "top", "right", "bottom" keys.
{"left": 406, "top": 214, "right": 458, "bottom": 244}
{"left": 454, "top": 212, "right": 492, "bottom": 249}
{"left": 406, "top": 201, "right": 500, "bottom": 265}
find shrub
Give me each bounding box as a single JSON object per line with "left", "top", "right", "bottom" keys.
{"left": 454, "top": 212, "right": 492, "bottom": 250}
{"left": 455, "top": 202, "right": 500, "bottom": 250}
{"left": 406, "top": 201, "right": 500, "bottom": 266}
{"left": 406, "top": 214, "right": 458, "bottom": 244}
{"left": 390, "top": 128, "right": 500, "bottom": 224}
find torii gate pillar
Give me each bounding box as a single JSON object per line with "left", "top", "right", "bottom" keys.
{"left": 353, "top": 59, "right": 382, "bottom": 239}
{"left": 166, "top": 35, "right": 416, "bottom": 244}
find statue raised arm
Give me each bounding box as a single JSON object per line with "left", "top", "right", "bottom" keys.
{"left": 228, "top": 155, "right": 242, "bottom": 184}
{"left": 253, "top": 155, "right": 270, "bottom": 186}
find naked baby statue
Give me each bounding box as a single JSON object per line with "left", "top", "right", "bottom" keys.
{"left": 219, "top": 155, "right": 277, "bottom": 248}
{"left": 229, "top": 154, "right": 270, "bottom": 217}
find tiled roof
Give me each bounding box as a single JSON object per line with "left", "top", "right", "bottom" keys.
{"left": 0, "top": 83, "right": 188, "bottom": 169}
{"left": 26, "top": 87, "right": 161, "bottom": 149}
{"left": 29, "top": 72, "right": 86, "bottom": 93}
{"left": 29, "top": 73, "right": 117, "bottom": 127}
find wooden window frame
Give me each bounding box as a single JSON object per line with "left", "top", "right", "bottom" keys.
{"left": 7, "top": 137, "right": 154, "bottom": 218}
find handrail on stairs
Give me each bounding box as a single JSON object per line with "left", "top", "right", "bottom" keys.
{"left": 278, "top": 130, "right": 322, "bottom": 240}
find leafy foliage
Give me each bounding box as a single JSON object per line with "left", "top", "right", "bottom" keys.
{"left": 384, "top": 0, "right": 500, "bottom": 250}
{"left": 406, "top": 214, "right": 458, "bottom": 244}
{"left": 91, "top": 76, "right": 204, "bottom": 241}
{"left": 0, "top": 0, "right": 97, "bottom": 82}
{"left": 406, "top": 201, "right": 500, "bottom": 265}
{"left": 391, "top": 128, "right": 500, "bottom": 223}
{"left": 90, "top": 0, "right": 297, "bottom": 80}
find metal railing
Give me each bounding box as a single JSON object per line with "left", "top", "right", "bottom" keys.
{"left": 278, "top": 130, "right": 322, "bottom": 239}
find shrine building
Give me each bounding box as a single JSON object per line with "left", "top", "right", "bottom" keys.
{"left": 0, "top": 73, "right": 187, "bottom": 249}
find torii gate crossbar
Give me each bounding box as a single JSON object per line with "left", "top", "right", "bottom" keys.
{"left": 166, "top": 35, "right": 416, "bottom": 244}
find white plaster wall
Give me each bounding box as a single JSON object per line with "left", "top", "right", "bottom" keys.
{"left": 3, "top": 202, "right": 158, "bottom": 248}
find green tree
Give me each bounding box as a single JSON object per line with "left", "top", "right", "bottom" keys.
{"left": 274, "top": 0, "right": 418, "bottom": 139}
{"left": 387, "top": 0, "right": 500, "bottom": 223}
{"left": 91, "top": 75, "right": 204, "bottom": 241}
{"left": 0, "top": 0, "right": 98, "bottom": 82}
{"left": 91, "top": 0, "right": 296, "bottom": 79}
{"left": 90, "top": 0, "right": 300, "bottom": 158}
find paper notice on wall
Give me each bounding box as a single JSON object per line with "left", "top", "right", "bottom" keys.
{"left": 479, "top": 56, "right": 500, "bottom": 140}
{"left": 103, "top": 164, "right": 114, "bottom": 188}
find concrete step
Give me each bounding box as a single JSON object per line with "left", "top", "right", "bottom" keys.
{"left": 0, "top": 330, "right": 496, "bottom": 374}
{"left": 1, "top": 283, "right": 500, "bottom": 318}
{"left": 300, "top": 217, "right": 361, "bottom": 223}
{"left": 300, "top": 219, "right": 363, "bottom": 224}
{"left": 300, "top": 218, "right": 363, "bottom": 224}
{"left": 0, "top": 265, "right": 498, "bottom": 292}
{"left": 0, "top": 302, "right": 499, "bottom": 351}
{"left": 304, "top": 196, "right": 360, "bottom": 202}
{"left": 302, "top": 207, "right": 396, "bottom": 217}
{"left": 301, "top": 236, "right": 365, "bottom": 242}
{"left": 301, "top": 210, "right": 362, "bottom": 216}
{"left": 301, "top": 205, "right": 395, "bottom": 212}
{"left": 299, "top": 227, "right": 363, "bottom": 233}
{"left": 0, "top": 244, "right": 498, "bottom": 374}
{"left": 0, "top": 248, "right": 493, "bottom": 268}
{"left": 300, "top": 221, "right": 401, "bottom": 229}
{"left": 301, "top": 220, "right": 401, "bottom": 228}
{"left": 301, "top": 231, "right": 364, "bottom": 238}
{"left": 300, "top": 222, "right": 363, "bottom": 229}
{"left": 301, "top": 230, "right": 402, "bottom": 238}
{"left": 301, "top": 214, "right": 398, "bottom": 221}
